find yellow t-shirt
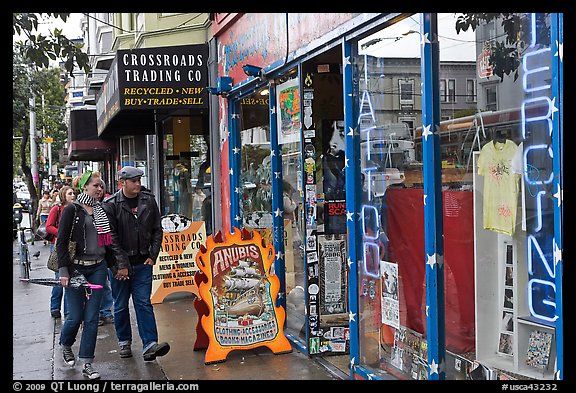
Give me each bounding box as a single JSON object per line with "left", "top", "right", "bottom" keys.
{"left": 477, "top": 140, "right": 519, "bottom": 236}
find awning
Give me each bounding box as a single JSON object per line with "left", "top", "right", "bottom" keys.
{"left": 68, "top": 109, "right": 116, "bottom": 161}
{"left": 96, "top": 44, "right": 209, "bottom": 138}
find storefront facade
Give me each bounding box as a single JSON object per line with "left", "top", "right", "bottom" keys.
{"left": 210, "top": 12, "right": 564, "bottom": 380}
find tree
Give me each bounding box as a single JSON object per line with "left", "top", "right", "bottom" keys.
{"left": 13, "top": 13, "right": 90, "bottom": 76}
{"left": 13, "top": 50, "right": 67, "bottom": 227}
{"left": 455, "top": 13, "right": 551, "bottom": 82}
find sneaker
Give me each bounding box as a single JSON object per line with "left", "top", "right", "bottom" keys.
{"left": 82, "top": 363, "right": 100, "bottom": 379}
{"left": 119, "top": 345, "right": 132, "bottom": 358}
{"left": 51, "top": 310, "right": 61, "bottom": 319}
{"left": 143, "top": 342, "right": 170, "bottom": 361}
{"left": 62, "top": 346, "right": 75, "bottom": 366}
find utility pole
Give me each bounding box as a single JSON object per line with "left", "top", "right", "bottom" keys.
{"left": 29, "top": 93, "right": 39, "bottom": 191}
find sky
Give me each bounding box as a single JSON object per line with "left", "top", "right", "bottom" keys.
{"left": 13, "top": 13, "right": 84, "bottom": 67}
{"left": 359, "top": 13, "right": 477, "bottom": 61}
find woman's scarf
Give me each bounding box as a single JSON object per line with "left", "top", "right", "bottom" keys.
{"left": 75, "top": 192, "right": 112, "bottom": 246}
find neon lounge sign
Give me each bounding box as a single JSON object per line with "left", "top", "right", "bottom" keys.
{"left": 522, "top": 13, "right": 557, "bottom": 323}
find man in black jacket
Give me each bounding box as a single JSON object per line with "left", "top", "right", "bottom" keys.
{"left": 102, "top": 166, "right": 170, "bottom": 361}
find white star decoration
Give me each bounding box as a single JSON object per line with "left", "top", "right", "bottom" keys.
{"left": 231, "top": 113, "right": 239, "bottom": 119}
{"left": 229, "top": 168, "right": 234, "bottom": 175}
{"left": 423, "top": 194, "right": 427, "bottom": 206}
{"left": 426, "top": 253, "right": 439, "bottom": 269}
{"left": 270, "top": 106, "right": 276, "bottom": 115}
{"left": 420, "top": 32, "right": 431, "bottom": 46}
{"left": 277, "top": 292, "right": 284, "bottom": 300}
{"left": 276, "top": 250, "right": 284, "bottom": 260}
{"left": 555, "top": 40, "right": 563, "bottom": 62}
{"left": 275, "top": 172, "right": 281, "bottom": 178}
{"left": 232, "top": 146, "right": 240, "bottom": 154}
{"left": 429, "top": 359, "right": 439, "bottom": 375}
{"left": 274, "top": 208, "right": 283, "bottom": 217}
{"left": 554, "top": 183, "right": 562, "bottom": 207}
{"left": 347, "top": 126, "right": 354, "bottom": 136}
{"left": 343, "top": 56, "right": 351, "bottom": 67}
{"left": 270, "top": 149, "right": 276, "bottom": 157}
{"left": 346, "top": 211, "right": 354, "bottom": 221}
{"left": 367, "top": 373, "right": 375, "bottom": 380}
{"left": 234, "top": 187, "right": 239, "bottom": 194}
{"left": 235, "top": 215, "right": 241, "bottom": 222}
{"left": 426, "top": 305, "right": 429, "bottom": 316}
{"left": 347, "top": 257, "right": 353, "bottom": 268}
{"left": 345, "top": 157, "right": 349, "bottom": 168}
{"left": 553, "top": 239, "right": 562, "bottom": 266}
{"left": 348, "top": 310, "right": 356, "bottom": 322}
{"left": 421, "top": 124, "right": 433, "bottom": 140}
{"left": 350, "top": 357, "right": 356, "bottom": 369}
{"left": 551, "top": 97, "right": 559, "bottom": 120}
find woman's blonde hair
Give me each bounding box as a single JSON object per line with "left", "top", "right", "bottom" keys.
{"left": 72, "top": 170, "right": 101, "bottom": 192}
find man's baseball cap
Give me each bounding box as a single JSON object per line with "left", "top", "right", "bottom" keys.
{"left": 118, "top": 166, "right": 144, "bottom": 180}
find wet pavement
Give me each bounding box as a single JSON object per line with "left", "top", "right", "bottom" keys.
{"left": 12, "top": 232, "right": 344, "bottom": 381}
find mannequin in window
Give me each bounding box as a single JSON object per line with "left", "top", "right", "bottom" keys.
{"left": 173, "top": 161, "right": 191, "bottom": 218}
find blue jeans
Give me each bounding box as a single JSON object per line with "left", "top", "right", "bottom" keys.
{"left": 99, "top": 270, "right": 114, "bottom": 318}
{"left": 49, "top": 244, "right": 69, "bottom": 316}
{"left": 111, "top": 263, "right": 158, "bottom": 354}
{"left": 59, "top": 261, "right": 108, "bottom": 363}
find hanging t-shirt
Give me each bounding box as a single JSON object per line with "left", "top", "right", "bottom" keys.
{"left": 477, "top": 140, "right": 519, "bottom": 236}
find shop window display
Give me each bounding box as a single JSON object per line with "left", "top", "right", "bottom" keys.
{"left": 352, "top": 12, "right": 558, "bottom": 380}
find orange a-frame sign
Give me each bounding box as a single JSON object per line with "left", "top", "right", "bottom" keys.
{"left": 195, "top": 227, "right": 292, "bottom": 364}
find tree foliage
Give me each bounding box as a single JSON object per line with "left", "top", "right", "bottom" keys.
{"left": 455, "top": 13, "right": 550, "bottom": 82}
{"left": 13, "top": 25, "right": 69, "bottom": 221}
{"left": 13, "top": 13, "right": 91, "bottom": 77}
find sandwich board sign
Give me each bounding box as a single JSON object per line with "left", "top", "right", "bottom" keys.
{"left": 195, "top": 227, "right": 292, "bottom": 364}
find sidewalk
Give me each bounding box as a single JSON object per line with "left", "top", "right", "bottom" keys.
{"left": 13, "top": 237, "right": 344, "bottom": 381}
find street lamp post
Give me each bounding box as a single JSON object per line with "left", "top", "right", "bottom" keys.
{"left": 29, "top": 93, "right": 39, "bottom": 191}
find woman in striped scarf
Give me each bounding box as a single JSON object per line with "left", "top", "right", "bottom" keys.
{"left": 56, "top": 170, "right": 127, "bottom": 380}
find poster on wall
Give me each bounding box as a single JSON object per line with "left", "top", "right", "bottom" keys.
{"left": 380, "top": 261, "right": 400, "bottom": 329}
{"left": 277, "top": 78, "right": 301, "bottom": 145}
{"left": 318, "top": 235, "right": 347, "bottom": 315}
{"left": 195, "top": 228, "right": 292, "bottom": 364}
{"left": 151, "top": 215, "right": 205, "bottom": 304}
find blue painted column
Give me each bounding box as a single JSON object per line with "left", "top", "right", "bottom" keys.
{"left": 419, "top": 13, "right": 446, "bottom": 380}
{"left": 550, "top": 12, "right": 563, "bottom": 380}
{"left": 228, "top": 98, "right": 241, "bottom": 231}
{"left": 342, "top": 39, "right": 361, "bottom": 379}
{"left": 269, "top": 82, "right": 287, "bottom": 309}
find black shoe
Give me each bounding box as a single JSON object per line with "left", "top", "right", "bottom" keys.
{"left": 51, "top": 310, "right": 61, "bottom": 319}
{"left": 119, "top": 345, "right": 132, "bottom": 358}
{"left": 143, "top": 342, "right": 170, "bottom": 361}
{"left": 82, "top": 363, "right": 100, "bottom": 379}
{"left": 62, "top": 346, "right": 75, "bottom": 366}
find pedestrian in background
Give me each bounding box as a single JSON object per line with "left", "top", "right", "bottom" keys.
{"left": 36, "top": 190, "right": 53, "bottom": 245}
{"left": 103, "top": 166, "right": 170, "bottom": 361}
{"left": 46, "top": 185, "right": 75, "bottom": 319}
{"left": 57, "top": 170, "right": 128, "bottom": 379}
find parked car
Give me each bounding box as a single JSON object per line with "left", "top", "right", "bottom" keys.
{"left": 15, "top": 190, "right": 31, "bottom": 212}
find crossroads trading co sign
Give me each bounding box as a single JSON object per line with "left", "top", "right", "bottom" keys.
{"left": 96, "top": 43, "right": 208, "bottom": 134}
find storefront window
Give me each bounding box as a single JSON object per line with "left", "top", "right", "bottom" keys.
{"left": 239, "top": 89, "right": 272, "bottom": 230}
{"left": 351, "top": 12, "right": 557, "bottom": 381}
{"left": 355, "top": 14, "right": 426, "bottom": 379}
{"left": 161, "top": 116, "right": 211, "bottom": 233}
{"left": 438, "top": 12, "right": 556, "bottom": 380}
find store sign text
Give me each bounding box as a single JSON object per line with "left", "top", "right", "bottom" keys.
{"left": 522, "top": 14, "right": 556, "bottom": 323}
